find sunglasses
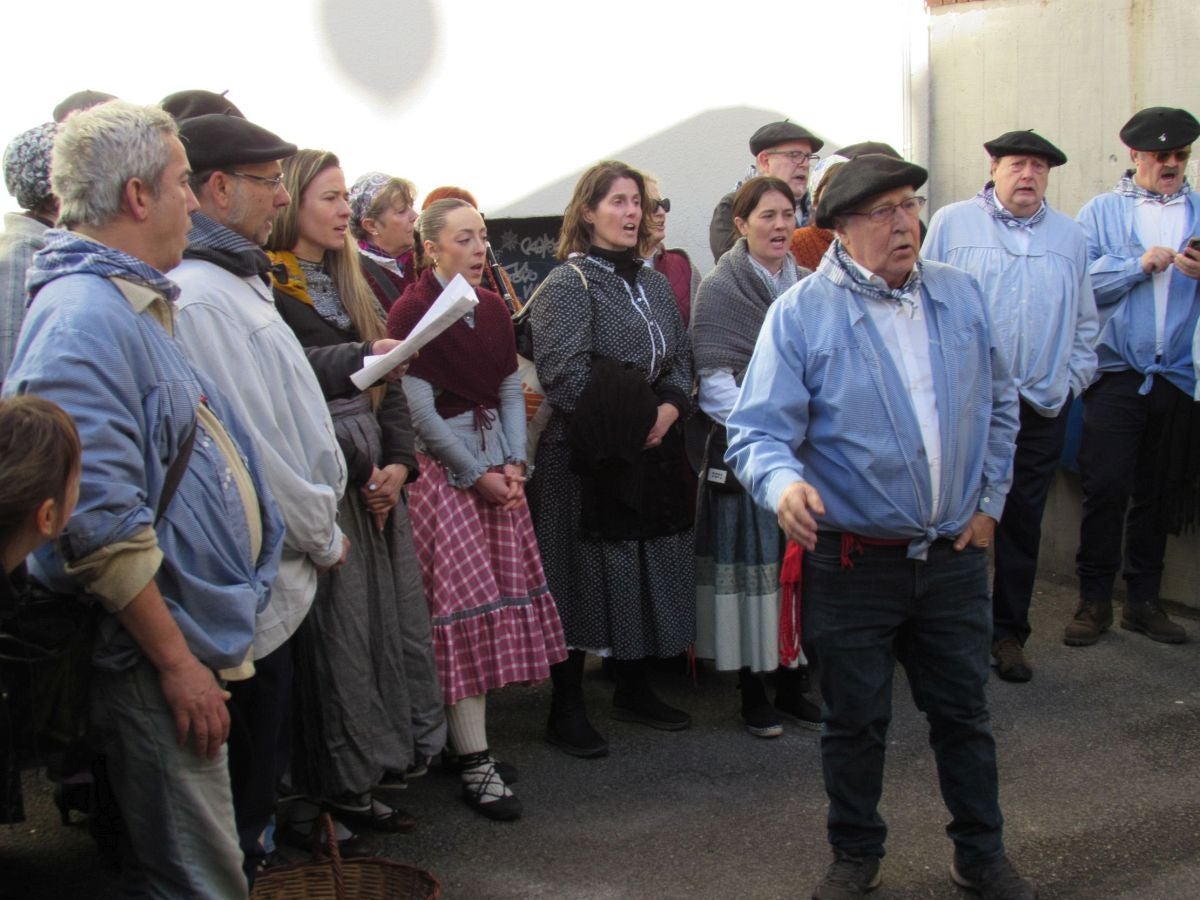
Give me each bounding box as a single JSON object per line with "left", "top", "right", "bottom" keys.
{"left": 1148, "top": 149, "right": 1191, "bottom": 164}
{"left": 649, "top": 198, "right": 671, "bottom": 214}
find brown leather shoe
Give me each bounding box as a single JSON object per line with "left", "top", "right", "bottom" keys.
{"left": 1120, "top": 601, "right": 1187, "bottom": 644}
{"left": 991, "top": 638, "right": 1033, "bottom": 682}
{"left": 1063, "top": 601, "right": 1112, "bottom": 647}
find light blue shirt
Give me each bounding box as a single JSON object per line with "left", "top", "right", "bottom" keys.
{"left": 1076, "top": 189, "right": 1200, "bottom": 396}
{"left": 924, "top": 196, "right": 1098, "bottom": 414}
{"left": 725, "top": 256, "right": 1019, "bottom": 559}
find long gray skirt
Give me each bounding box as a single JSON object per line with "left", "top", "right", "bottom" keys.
{"left": 291, "top": 490, "right": 445, "bottom": 802}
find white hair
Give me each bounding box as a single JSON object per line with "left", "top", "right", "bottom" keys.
{"left": 52, "top": 100, "right": 178, "bottom": 229}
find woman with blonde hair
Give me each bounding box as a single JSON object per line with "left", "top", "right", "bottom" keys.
{"left": 264, "top": 149, "right": 444, "bottom": 848}
{"left": 387, "top": 198, "right": 566, "bottom": 820}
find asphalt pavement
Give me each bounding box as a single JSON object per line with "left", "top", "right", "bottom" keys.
{"left": 4, "top": 568, "right": 1200, "bottom": 899}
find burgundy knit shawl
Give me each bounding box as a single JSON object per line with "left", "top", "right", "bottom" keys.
{"left": 386, "top": 267, "right": 518, "bottom": 417}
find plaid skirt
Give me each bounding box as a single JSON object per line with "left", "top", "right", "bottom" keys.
{"left": 408, "top": 455, "right": 567, "bottom": 704}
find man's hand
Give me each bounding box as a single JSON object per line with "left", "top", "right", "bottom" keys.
{"left": 1141, "top": 246, "right": 1177, "bottom": 274}
{"left": 954, "top": 512, "right": 996, "bottom": 551}
{"left": 369, "top": 340, "right": 411, "bottom": 382}
{"left": 644, "top": 403, "right": 680, "bottom": 449}
{"left": 1175, "top": 244, "right": 1200, "bottom": 280}
{"left": 777, "top": 480, "right": 826, "bottom": 551}
{"left": 158, "top": 654, "right": 232, "bottom": 760}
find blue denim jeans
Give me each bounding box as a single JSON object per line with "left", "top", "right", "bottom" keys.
{"left": 91, "top": 661, "right": 248, "bottom": 899}
{"left": 803, "top": 533, "right": 1004, "bottom": 865}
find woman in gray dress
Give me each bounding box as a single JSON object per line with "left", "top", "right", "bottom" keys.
{"left": 528, "top": 161, "right": 695, "bottom": 758}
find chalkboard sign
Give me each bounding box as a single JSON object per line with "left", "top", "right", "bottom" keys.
{"left": 486, "top": 215, "right": 563, "bottom": 304}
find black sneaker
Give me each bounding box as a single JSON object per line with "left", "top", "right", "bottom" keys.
{"left": 813, "top": 853, "right": 882, "bottom": 899}
{"left": 951, "top": 854, "right": 1037, "bottom": 900}
{"left": 776, "top": 691, "right": 822, "bottom": 730}
{"left": 738, "top": 670, "right": 783, "bottom": 738}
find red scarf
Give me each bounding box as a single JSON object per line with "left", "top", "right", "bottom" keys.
{"left": 386, "top": 268, "right": 518, "bottom": 418}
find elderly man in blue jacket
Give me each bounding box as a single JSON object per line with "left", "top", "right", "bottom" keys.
{"left": 4, "top": 101, "right": 283, "bottom": 898}
{"left": 1065, "top": 106, "right": 1200, "bottom": 648}
{"left": 727, "top": 154, "right": 1034, "bottom": 899}
{"left": 924, "top": 129, "right": 1098, "bottom": 682}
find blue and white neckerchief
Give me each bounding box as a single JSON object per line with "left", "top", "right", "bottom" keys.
{"left": 832, "top": 240, "right": 923, "bottom": 318}
{"left": 1114, "top": 170, "right": 1192, "bottom": 205}
{"left": 977, "top": 181, "right": 1047, "bottom": 232}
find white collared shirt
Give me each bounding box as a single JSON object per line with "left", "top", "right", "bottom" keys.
{"left": 1133, "top": 195, "right": 1188, "bottom": 356}
{"left": 848, "top": 259, "right": 943, "bottom": 520}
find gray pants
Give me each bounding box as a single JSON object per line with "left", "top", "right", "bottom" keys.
{"left": 91, "top": 661, "right": 247, "bottom": 899}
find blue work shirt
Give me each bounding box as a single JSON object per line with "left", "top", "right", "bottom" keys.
{"left": 924, "top": 196, "right": 1098, "bottom": 414}
{"left": 1076, "top": 190, "right": 1200, "bottom": 396}
{"left": 725, "top": 254, "right": 1018, "bottom": 560}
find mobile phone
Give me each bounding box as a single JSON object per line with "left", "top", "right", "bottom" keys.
{"left": 1189, "top": 237, "right": 1200, "bottom": 251}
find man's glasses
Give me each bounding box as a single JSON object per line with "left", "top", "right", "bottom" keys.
{"left": 764, "top": 150, "right": 820, "bottom": 164}
{"left": 227, "top": 171, "right": 286, "bottom": 189}
{"left": 845, "top": 196, "right": 927, "bottom": 225}
{"left": 649, "top": 198, "right": 671, "bottom": 214}
{"left": 1150, "top": 149, "right": 1192, "bottom": 165}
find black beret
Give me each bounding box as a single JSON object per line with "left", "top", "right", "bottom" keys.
{"left": 983, "top": 130, "right": 1067, "bottom": 167}
{"left": 815, "top": 154, "right": 928, "bottom": 229}
{"left": 836, "top": 140, "right": 901, "bottom": 160}
{"left": 162, "top": 90, "right": 245, "bottom": 122}
{"left": 749, "top": 120, "right": 824, "bottom": 155}
{"left": 52, "top": 90, "right": 117, "bottom": 123}
{"left": 1119, "top": 107, "right": 1200, "bottom": 151}
{"left": 178, "top": 114, "right": 296, "bottom": 172}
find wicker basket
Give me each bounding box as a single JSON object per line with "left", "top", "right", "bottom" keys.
{"left": 252, "top": 814, "right": 441, "bottom": 900}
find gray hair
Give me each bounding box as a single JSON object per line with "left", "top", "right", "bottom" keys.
{"left": 53, "top": 100, "right": 179, "bottom": 229}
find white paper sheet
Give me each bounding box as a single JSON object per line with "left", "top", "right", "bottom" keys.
{"left": 350, "top": 273, "right": 479, "bottom": 390}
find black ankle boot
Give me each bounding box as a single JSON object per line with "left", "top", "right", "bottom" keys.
{"left": 611, "top": 658, "right": 691, "bottom": 731}
{"left": 546, "top": 650, "right": 609, "bottom": 758}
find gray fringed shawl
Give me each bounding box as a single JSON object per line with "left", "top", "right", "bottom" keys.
{"left": 691, "top": 237, "right": 810, "bottom": 376}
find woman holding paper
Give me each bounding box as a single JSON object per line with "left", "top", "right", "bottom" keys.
{"left": 264, "top": 149, "right": 445, "bottom": 847}
{"left": 386, "top": 198, "right": 567, "bottom": 822}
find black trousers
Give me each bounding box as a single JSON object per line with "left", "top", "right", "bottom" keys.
{"left": 1075, "top": 370, "right": 1182, "bottom": 605}
{"left": 227, "top": 639, "right": 293, "bottom": 884}
{"left": 992, "top": 397, "right": 1072, "bottom": 645}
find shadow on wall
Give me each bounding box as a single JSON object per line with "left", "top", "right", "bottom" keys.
{"left": 491, "top": 106, "right": 838, "bottom": 275}
{"left": 319, "top": 0, "right": 438, "bottom": 105}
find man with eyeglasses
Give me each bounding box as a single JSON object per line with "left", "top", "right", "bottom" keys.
{"left": 923, "top": 130, "right": 1098, "bottom": 683}
{"left": 709, "top": 120, "right": 822, "bottom": 261}
{"left": 167, "top": 110, "right": 414, "bottom": 882}
{"left": 1064, "top": 106, "right": 1200, "bottom": 649}
{"left": 727, "top": 154, "right": 1034, "bottom": 899}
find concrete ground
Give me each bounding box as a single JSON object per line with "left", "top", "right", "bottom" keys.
{"left": 4, "top": 569, "right": 1200, "bottom": 899}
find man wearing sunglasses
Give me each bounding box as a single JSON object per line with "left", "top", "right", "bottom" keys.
{"left": 923, "top": 130, "right": 1098, "bottom": 684}
{"left": 1065, "top": 107, "right": 1200, "bottom": 649}
{"left": 709, "top": 120, "right": 822, "bottom": 261}
{"left": 726, "top": 154, "right": 1033, "bottom": 899}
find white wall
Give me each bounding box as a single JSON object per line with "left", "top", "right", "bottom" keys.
{"left": 920, "top": 0, "right": 1200, "bottom": 218}
{"left": 919, "top": 0, "right": 1200, "bottom": 606}
{"left": 2, "top": 0, "right": 922, "bottom": 273}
